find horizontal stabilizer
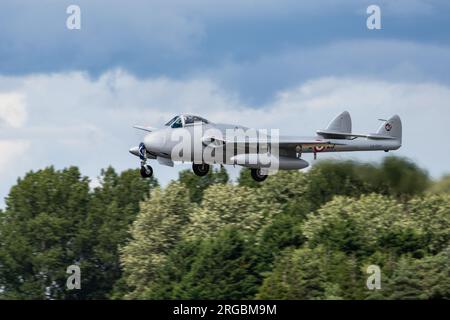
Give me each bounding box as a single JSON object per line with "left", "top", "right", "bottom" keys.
{"left": 366, "top": 133, "right": 397, "bottom": 140}
{"left": 317, "top": 112, "right": 402, "bottom": 142}
{"left": 316, "top": 131, "right": 397, "bottom": 140}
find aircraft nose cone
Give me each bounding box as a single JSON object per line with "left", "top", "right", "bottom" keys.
{"left": 129, "top": 146, "right": 140, "bottom": 157}
{"left": 144, "top": 132, "right": 165, "bottom": 153}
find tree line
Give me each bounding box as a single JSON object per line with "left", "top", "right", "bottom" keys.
{"left": 0, "top": 156, "right": 448, "bottom": 299}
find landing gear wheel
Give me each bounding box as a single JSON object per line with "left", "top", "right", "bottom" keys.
{"left": 251, "top": 168, "right": 267, "bottom": 182}
{"left": 193, "top": 163, "right": 210, "bottom": 176}
{"left": 140, "top": 164, "right": 153, "bottom": 178}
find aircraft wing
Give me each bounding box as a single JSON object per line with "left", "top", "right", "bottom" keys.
{"left": 133, "top": 125, "right": 158, "bottom": 132}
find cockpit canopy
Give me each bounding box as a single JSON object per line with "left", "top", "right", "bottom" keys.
{"left": 165, "top": 114, "right": 209, "bottom": 128}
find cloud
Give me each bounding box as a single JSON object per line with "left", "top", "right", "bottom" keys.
{"left": 0, "top": 92, "right": 29, "bottom": 192}
{"left": 0, "top": 70, "right": 449, "bottom": 204}
{"left": 0, "top": 93, "right": 27, "bottom": 128}
{"left": 1, "top": 0, "right": 448, "bottom": 77}
{"left": 0, "top": 140, "right": 29, "bottom": 175}
{"left": 201, "top": 39, "right": 450, "bottom": 104}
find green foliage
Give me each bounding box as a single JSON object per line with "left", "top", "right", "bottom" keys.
{"left": 179, "top": 166, "right": 229, "bottom": 203}
{"left": 1, "top": 156, "right": 447, "bottom": 300}
{"left": 305, "top": 161, "right": 379, "bottom": 210}
{"left": 258, "top": 170, "right": 310, "bottom": 217}
{"left": 249, "top": 156, "right": 430, "bottom": 221}
{"left": 303, "top": 194, "right": 408, "bottom": 256}
{"left": 175, "top": 227, "right": 261, "bottom": 299}
{"left": 428, "top": 174, "right": 450, "bottom": 194}
{"left": 379, "top": 156, "right": 430, "bottom": 198}
{"left": 120, "top": 182, "right": 192, "bottom": 299}
{"left": 383, "top": 249, "right": 450, "bottom": 299}
{"left": 123, "top": 227, "right": 263, "bottom": 300}
{"left": 259, "top": 213, "right": 305, "bottom": 254}
{"left": 303, "top": 193, "right": 450, "bottom": 257}
{"left": 184, "top": 184, "right": 279, "bottom": 241}
{"left": 418, "top": 248, "right": 450, "bottom": 299}
{"left": 143, "top": 238, "right": 202, "bottom": 299}
{"left": 257, "top": 246, "right": 361, "bottom": 300}
{"left": 405, "top": 194, "right": 450, "bottom": 254}
{"left": 81, "top": 167, "right": 157, "bottom": 299}
{"left": 0, "top": 166, "right": 155, "bottom": 299}
{"left": 387, "top": 256, "right": 424, "bottom": 299}
{"left": 237, "top": 168, "right": 262, "bottom": 188}
{"left": 0, "top": 167, "right": 90, "bottom": 299}
{"left": 306, "top": 156, "right": 429, "bottom": 204}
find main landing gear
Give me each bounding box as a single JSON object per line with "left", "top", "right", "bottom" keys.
{"left": 192, "top": 163, "right": 210, "bottom": 176}
{"left": 251, "top": 168, "right": 268, "bottom": 182}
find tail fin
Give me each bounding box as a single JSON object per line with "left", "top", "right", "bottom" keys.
{"left": 376, "top": 115, "right": 402, "bottom": 142}
{"left": 327, "top": 111, "right": 352, "bottom": 133}
{"left": 316, "top": 111, "right": 352, "bottom": 138}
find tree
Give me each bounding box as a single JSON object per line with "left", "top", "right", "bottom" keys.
{"left": 0, "top": 167, "right": 90, "bottom": 299}
{"left": 81, "top": 167, "right": 157, "bottom": 299}
{"left": 120, "top": 182, "right": 192, "bottom": 299}
{"left": 428, "top": 175, "right": 450, "bottom": 194}
{"left": 143, "top": 238, "right": 202, "bottom": 299}
{"left": 388, "top": 249, "right": 450, "bottom": 300}
{"left": 179, "top": 166, "right": 229, "bottom": 203}
{"left": 305, "top": 161, "right": 379, "bottom": 211}
{"left": 388, "top": 256, "right": 425, "bottom": 300}
{"left": 379, "top": 156, "right": 429, "bottom": 198}
{"left": 302, "top": 194, "right": 426, "bottom": 257}
{"left": 1, "top": 156, "right": 445, "bottom": 300}
{"left": 258, "top": 170, "right": 310, "bottom": 217}
{"left": 257, "top": 246, "right": 356, "bottom": 300}
{"left": 175, "top": 227, "right": 261, "bottom": 299}
{"left": 418, "top": 248, "right": 450, "bottom": 299}
{"left": 237, "top": 168, "right": 262, "bottom": 188}
{"left": 0, "top": 166, "right": 157, "bottom": 300}
{"left": 256, "top": 213, "right": 306, "bottom": 276}
{"left": 406, "top": 194, "right": 450, "bottom": 254}
{"left": 259, "top": 213, "right": 305, "bottom": 256}
{"left": 184, "top": 184, "right": 278, "bottom": 241}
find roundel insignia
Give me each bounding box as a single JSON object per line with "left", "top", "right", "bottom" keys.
{"left": 385, "top": 123, "right": 392, "bottom": 132}
{"left": 314, "top": 145, "right": 325, "bottom": 152}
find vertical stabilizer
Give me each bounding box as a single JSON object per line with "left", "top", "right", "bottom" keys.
{"left": 326, "top": 111, "right": 352, "bottom": 133}
{"left": 376, "top": 115, "right": 402, "bottom": 143}
{"left": 317, "top": 111, "right": 352, "bottom": 138}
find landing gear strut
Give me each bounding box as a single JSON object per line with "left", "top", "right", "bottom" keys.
{"left": 140, "top": 163, "right": 153, "bottom": 178}
{"left": 251, "top": 168, "right": 268, "bottom": 182}
{"left": 193, "top": 163, "right": 210, "bottom": 176}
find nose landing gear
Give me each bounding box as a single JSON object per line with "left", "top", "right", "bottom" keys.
{"left": 192, "top": 163, "right": 210, "bottom": 176}
{"left": 140, "top": 162, "right": 153, "bottom": 178}
{"left": 138, "top": 142, "right": 147, "bottom": 161}
{"left": 138, "top": 142, "right": 153, "bottom": 178}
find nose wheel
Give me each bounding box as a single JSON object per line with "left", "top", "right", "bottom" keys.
{"left": 251, "top": 168, "right": 267, "bottom": 182}
{"left": 193, "top": 163, "right": 210, "bottom": 176}
{"left": 140, "top": 164, "right": 153, "bottom": 178}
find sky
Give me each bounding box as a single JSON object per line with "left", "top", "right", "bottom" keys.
{"left": 1, "top": 0, "right": 450, "bottom": 207}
